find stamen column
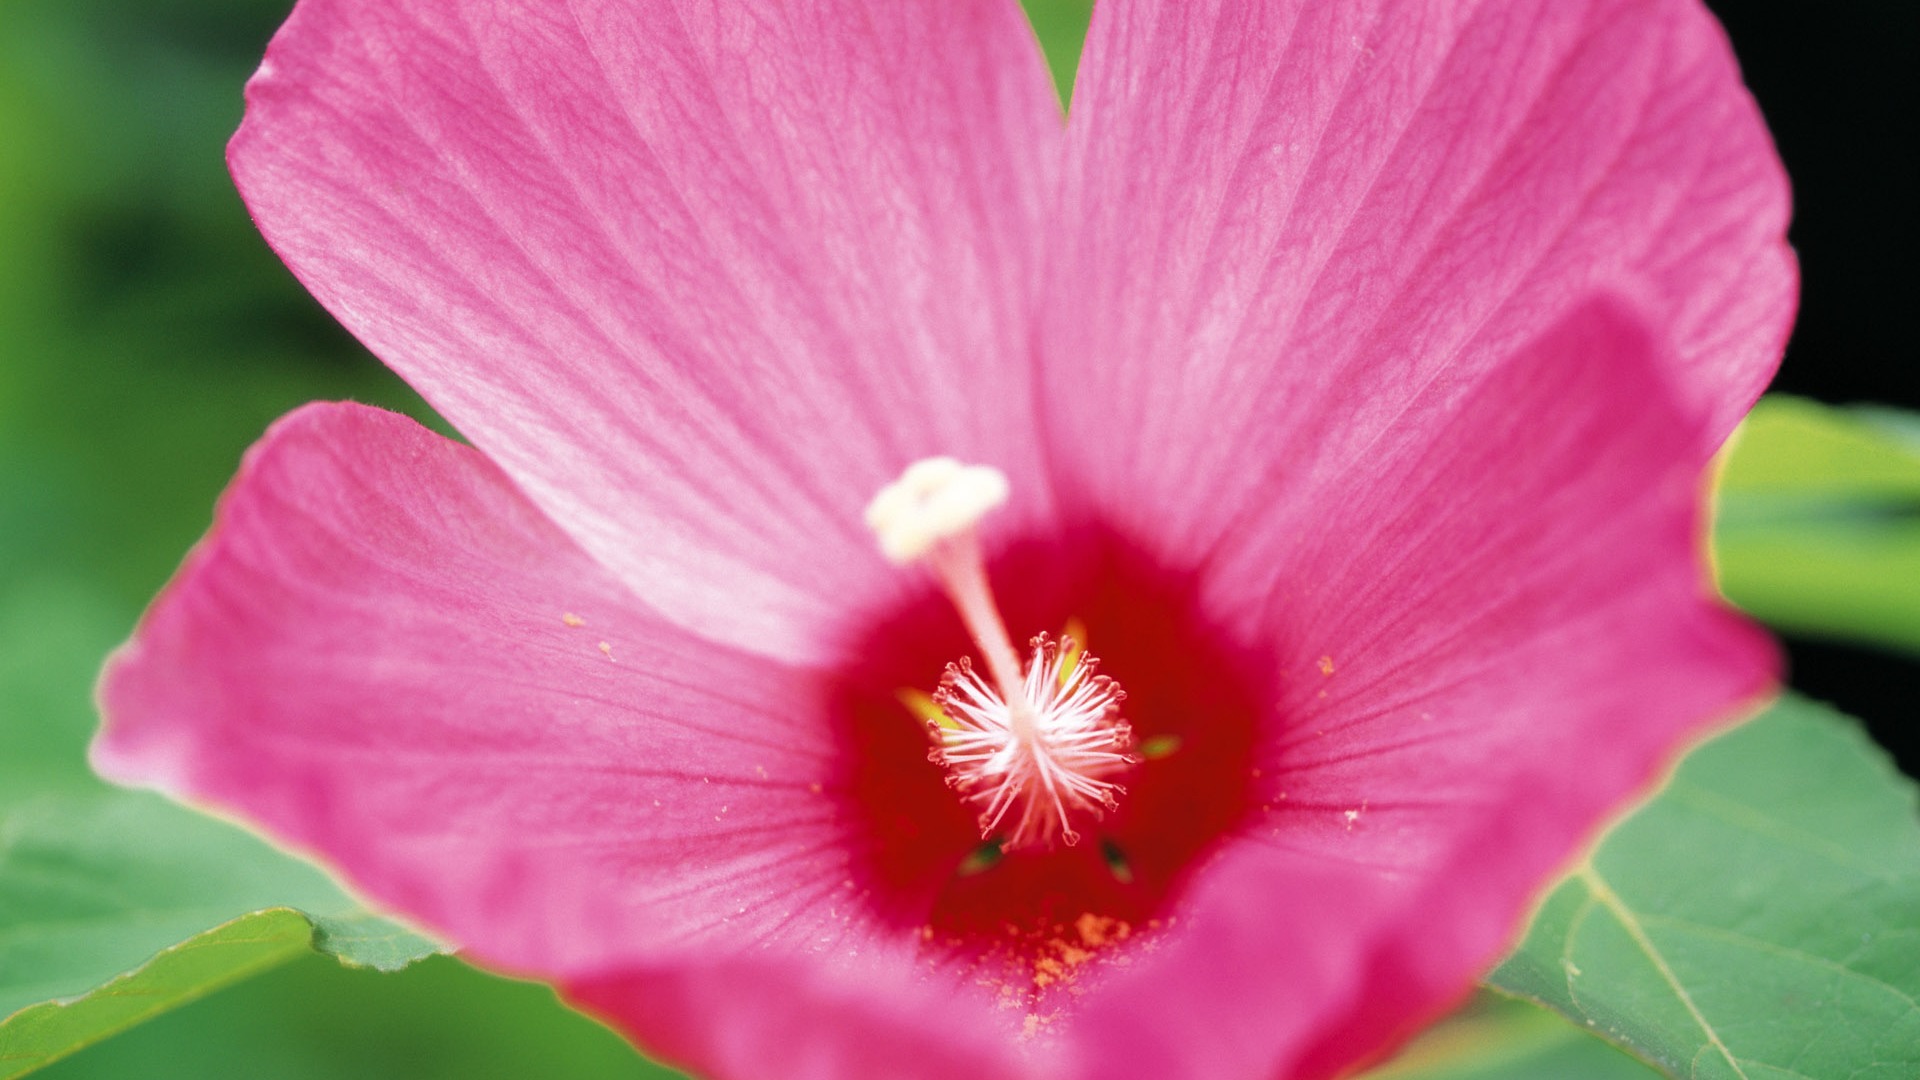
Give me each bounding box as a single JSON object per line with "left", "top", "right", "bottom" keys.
{"left": 866, "top": 459, "right": 1139, "bottom": 851}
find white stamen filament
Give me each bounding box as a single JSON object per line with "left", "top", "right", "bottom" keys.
{"left": 865, "top": 459, "right": 1140, "bottom": 852}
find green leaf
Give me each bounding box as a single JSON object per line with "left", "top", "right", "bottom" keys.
{"left": 1365, "top": 996, "right": 1661, "bottom": 1080}
{"left": 309, "top": 912, "right": 442, "bottom": 974}
{"left": 1714, "top": 395, "right": 1920, "bottom": 654}
{"left": 1489, "top": 695, "right": 1920, "bottom": 1079}
{"left": 0, "top": 910, "right": 313, "bottom": 1079}
{"left": 1020, "top": 0, "right": 1095, "bottom": 108}
{"left": 0, "top": 787, "right": 443, "bottom": 1071}
{"left": 32, "top": 954, "right": 684, "bottom": 1080}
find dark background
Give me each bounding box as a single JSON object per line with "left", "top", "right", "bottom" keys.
{"left": 1705, "top": 0, "right": 1920, "bottom": 771}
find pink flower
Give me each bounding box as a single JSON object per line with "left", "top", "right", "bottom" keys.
{"left": 93, "top": 0, "right": 1794, "bottom": 1077}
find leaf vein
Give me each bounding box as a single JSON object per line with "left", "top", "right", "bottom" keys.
{"left": 1576, "top": 864, "right": 1751, "bottom": 1080}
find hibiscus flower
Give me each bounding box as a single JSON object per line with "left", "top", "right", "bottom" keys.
{"left": 93, "top": 0, "right": 1795, "bottom": 1077}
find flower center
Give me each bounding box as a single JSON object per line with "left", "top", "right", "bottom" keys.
{"left": 867, "top": 459, "right": 1141, "bottom": 851}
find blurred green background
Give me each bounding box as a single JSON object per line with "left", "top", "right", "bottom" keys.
{"left": 1, "top": 0, "right": 1911, "bottom": 1077}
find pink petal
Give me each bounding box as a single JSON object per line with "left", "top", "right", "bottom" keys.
{"left": 1040, "top": 0, "right": 1794, "bottom": 557}
{"left": 96, "top": 402, "right": 1049, "bottom": 1076}
{"left": 125, "top": 4, "right": 1796, "bottom": 1076}
{"left": 565, "top": 956, "right": 1027, "bottom": 1080}
{"left": 1064, "top": 300, "right": 1776, "bottom": 1080}
{"left": 97, "top": 404, "right": 851, "bottom": 976}
{"left": 228, "top": 0, "right": 1064, "bottom": 663}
